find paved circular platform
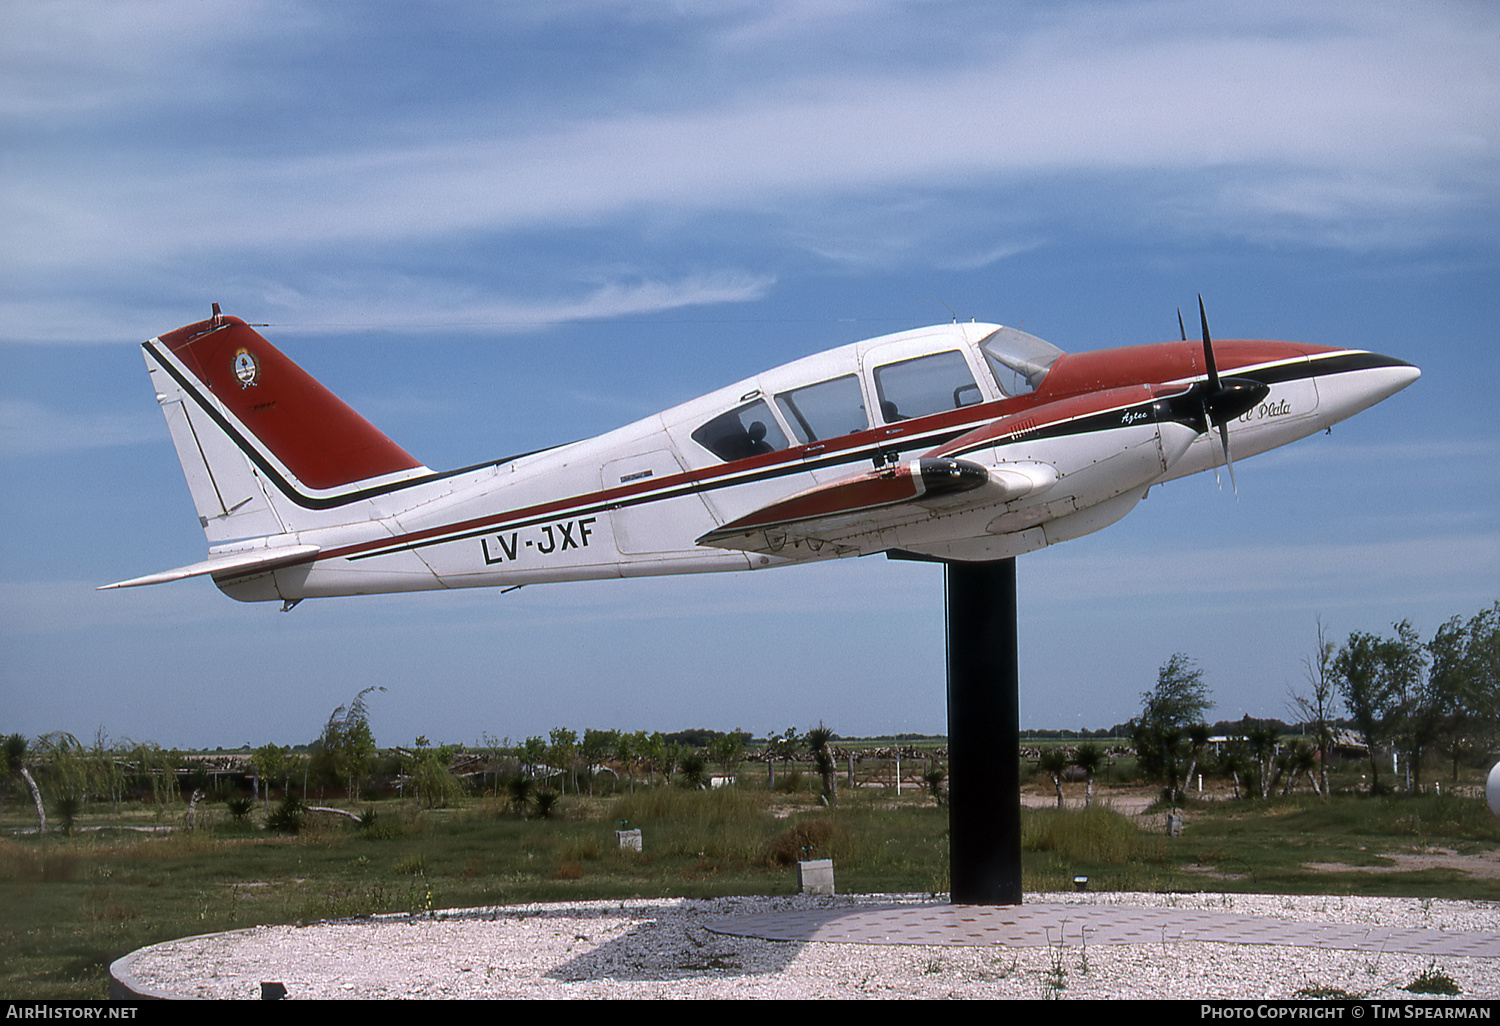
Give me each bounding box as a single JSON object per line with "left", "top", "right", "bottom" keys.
{"left": 706, "top": 901, "right": 1500, "bottom": 957}
{"left": 108, "top": 893, "right": 1500, "bottom": 1000}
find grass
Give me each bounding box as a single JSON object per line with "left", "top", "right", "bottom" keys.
{"left": 1158, "top": 790, "right": 1500, "bottom": 898}
{"left": 2, "top": 778, "right": 1497, "bottom": 998}
{"left": 1403, "top": 963, "right": 1462, "bottom": 996}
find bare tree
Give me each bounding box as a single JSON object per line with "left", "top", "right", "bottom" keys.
{"left": 1288, "top": 617, "right": 1337, "bottom": 796}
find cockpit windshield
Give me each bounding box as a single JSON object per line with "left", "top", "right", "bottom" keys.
{"left": 979, "top": 326, "right": 1064, "bottom": 396}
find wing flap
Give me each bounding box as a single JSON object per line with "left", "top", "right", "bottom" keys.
{"left": 99, "top": 544, "right": 320, "bottom": 590}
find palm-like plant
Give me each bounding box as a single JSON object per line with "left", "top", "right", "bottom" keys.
{"left": 1246, "top": 724, "right": 1281, "bottom": 798}
{"left": 1281, "top": 740, "right": 1319, "bottom": 795}
{"left": 53, "top": 792, "right": 83, "bottom": 836}
{"left": 1072, "top": 743, "right": 1104, "bottom": 807}
{"left": 505, "top": 774, "right": 535, "bottom": 818}
{"left": 679, "top": 751, "right": 708, "bottom": 789}
{"left": 3, "top": 734, "right": 46, "bottom": 834}
{"left": 1037, "top": 748, "right": 1069, "bottom": 807}
{"left": 805, "top": 724, "right": 837, "bottom": 804}
{"left": 923, "top": 767, "right": 946, "bottom": 806}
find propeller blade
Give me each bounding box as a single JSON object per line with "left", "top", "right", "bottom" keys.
{"left": 1177, "top": 308, "right": 1187, "bottom": 342}
{"left": 1198, "top": 294, "right": 1220, "bottom": 390}
{"left": 1218, "top": 420, "right": 1239, "bottom": 497}
{"left": 1195, "top": 295, "right": 1250, "bottom": 496}
{"left": 1197, "top": 295, "right": 1220, "bottom": 487}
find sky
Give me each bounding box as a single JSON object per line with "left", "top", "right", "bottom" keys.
{"left": 2, "top": 1, "right": 1497, "bottom": 751}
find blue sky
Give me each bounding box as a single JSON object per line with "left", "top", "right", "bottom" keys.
{"left": 3, "top": 1, "right": 1497, "bottom": 750}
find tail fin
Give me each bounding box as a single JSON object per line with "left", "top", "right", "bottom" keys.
{"left": 143, "top": 306, "right": 429, "bottom": 543}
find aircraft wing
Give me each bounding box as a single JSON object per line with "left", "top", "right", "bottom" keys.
{"left": 98, "top": 544, "right": 320, "bottom": 590}
{"left": 696, "top": 457, "right": 1026, "bottom": 559}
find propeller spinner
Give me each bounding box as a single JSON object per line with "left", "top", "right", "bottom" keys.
{"left": 1169, "top": 297, "right": 1270, "bottom": 495}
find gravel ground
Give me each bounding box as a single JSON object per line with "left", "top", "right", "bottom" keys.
{"left": 116, "top": 892, "right": 1500, "bottom": 1000}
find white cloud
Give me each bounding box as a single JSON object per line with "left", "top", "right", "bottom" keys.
{"left": 6, "top": 3, "right": 1496, "bottom": 271}
{"left": 2, "top": 1, "right": 1496, "bottom": 349}
{"left": 0, "top": 399, "right": 160, "bottom": 457}
{"left": 0, "top": 271, "right": 776, "bottom": 346}
{"left": 254, "top": 270, "right": 777, "bottom": 332}
{"left": 0, "top": 0, "right": 313, "bottom": 119}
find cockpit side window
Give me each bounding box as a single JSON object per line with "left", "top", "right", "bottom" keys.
{"left": 690, "top": 399, "right": 789, "bottom": 462}
{"left": 774, "top": 374, "right": 868, "bottom": 444}
{"left": 979, "top": 326, "right": 1064, "bottom": 396}
{"left": 872, "top": 350, "right": 981, "bottom": 423}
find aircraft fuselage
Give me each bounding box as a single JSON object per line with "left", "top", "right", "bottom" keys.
{"left": 109, "top": 314, "right": 1418, "bottom": 604}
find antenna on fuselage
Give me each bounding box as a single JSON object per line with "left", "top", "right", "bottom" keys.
{"left": 921, "top": 298, "right": 960, "bottom": 324}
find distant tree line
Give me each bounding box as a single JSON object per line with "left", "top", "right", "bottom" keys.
{"left": 0, "top": 713, "right": 854, "bottom": 834}
{"left": 7, "top": 603, "right": 1491, "bottom": 831}
{"left": 1127, "top": 601, "right": 1498, "bottom": 800}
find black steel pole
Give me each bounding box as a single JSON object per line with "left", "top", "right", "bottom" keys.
{"left": 945, "top": 558, "right": 1022, "bottom": 905}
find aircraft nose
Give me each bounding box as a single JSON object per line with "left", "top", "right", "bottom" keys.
{"left": 1316, "top": 351, "right": 1420, "bottom": 424}
{"left": 1363, "top": 353, "right": 1421, "bottom": 401}
{"left": 1390, "top": 359, "right": 1421, "bottom": 390}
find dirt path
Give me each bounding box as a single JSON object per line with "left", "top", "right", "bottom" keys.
{"left": 1304, "top": 847, "right": 1500, "bottom": 879}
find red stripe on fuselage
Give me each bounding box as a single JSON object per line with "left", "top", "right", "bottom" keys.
{"left": 326, "top": 370, "right": 1151, "bottom": 564}
{"left": 316, "top": 339, "right": 1330, "bottom": 567}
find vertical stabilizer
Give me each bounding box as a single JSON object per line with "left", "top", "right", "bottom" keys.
{"left": 143, "top": 308, "right": 429, "bottom": 542}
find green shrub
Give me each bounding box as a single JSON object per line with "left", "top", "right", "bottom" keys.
{"left": 764, "top": 818, "right": 854, "bottom": 866}
{"left": 265, "top": 794, "right": 304, "bottom": 834}
{"left": 52, "top": 793, "right": 83, "bottom": 836}
{"left": 1404, "top": 964, "right": 1461, "bottom": 996}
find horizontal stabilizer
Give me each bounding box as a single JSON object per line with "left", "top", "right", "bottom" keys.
{"left": 98, "top": 544, "right": 320, "bottom": 590}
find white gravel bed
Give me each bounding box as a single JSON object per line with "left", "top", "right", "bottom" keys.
{"left": 117, "top": 892, "right": 1500, "bottom": 1000}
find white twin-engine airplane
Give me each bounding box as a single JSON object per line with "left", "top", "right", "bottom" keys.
{"left": 103, "top": 302, "right": 1418, "bottom": 608}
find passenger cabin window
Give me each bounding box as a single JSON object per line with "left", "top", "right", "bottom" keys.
{"left": 774, "top": 375, "right": 868, "bottom": 444}
{"left": 872, "top": 350, "right": 981, "bottom": 423}
{"left": 691, "top": 399, "right": 789, "bottom": 462}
